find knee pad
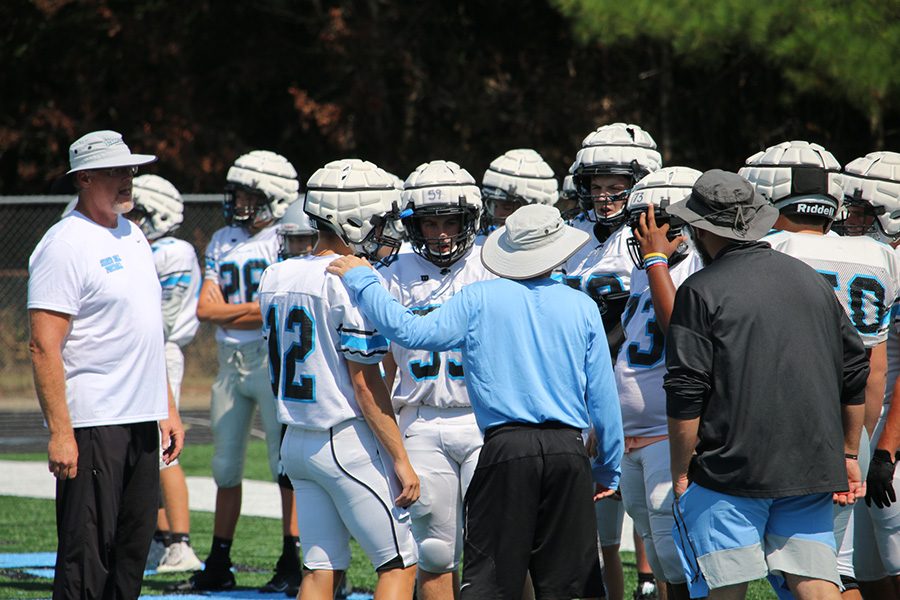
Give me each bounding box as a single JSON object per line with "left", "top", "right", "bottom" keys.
{"left": 417, "top": 538, "right": 457, "bottom": 573}
{"left": 212, "top": 454, "right": 243, "bottom": 488}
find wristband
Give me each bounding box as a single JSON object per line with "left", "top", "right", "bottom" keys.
{"left": 646, "top": 261, "right": 669, "bottom": 271}
{"left": 642, "top": 252, "right": 668, "bottom": 261}
{"left": 844, "top": 453, "right": 858, "bottom": 460}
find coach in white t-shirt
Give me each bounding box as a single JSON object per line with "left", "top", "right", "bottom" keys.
{"left": 28, "top": 130, "right": 184, "bottom": 600}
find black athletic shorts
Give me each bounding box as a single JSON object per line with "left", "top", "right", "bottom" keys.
{"left": 461, "top": 422, "right": 604, "bottom": 599}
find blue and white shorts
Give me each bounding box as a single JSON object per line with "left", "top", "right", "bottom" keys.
{"left": 672, "top": 483, "right": 840, "bottom": 599}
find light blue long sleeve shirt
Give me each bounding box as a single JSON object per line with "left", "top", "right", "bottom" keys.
{"left": 343, "top": 266, "right": 623, "bottom": 488}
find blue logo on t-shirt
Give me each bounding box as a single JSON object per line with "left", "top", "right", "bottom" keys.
{"left": 100, "top": 255, "right": 124, "bottom": 273}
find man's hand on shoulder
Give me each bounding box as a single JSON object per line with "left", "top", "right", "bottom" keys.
{"left": 326, "top": 255, "right": 372, "bottom": 277}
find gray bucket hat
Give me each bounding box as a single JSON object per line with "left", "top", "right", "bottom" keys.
{"left": 666, "top": 169, "right": 779, "bottom": 241}
{"left": 481, "top": 204, "right": 589, "bottom": 279}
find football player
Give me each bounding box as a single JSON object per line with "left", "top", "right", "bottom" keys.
{"left": 183, "top": 150, "right": 302, "bottom": 593}
{"left": 480, "top": 148, "right": 558, "bottom": 231}
{"left": 277, "top": 197, "right": 318, "bottom": 260}
{"left": 260, "top": 158, "right": 418, "bottom": 600}
{"left": 564, "top": 123, "right": 663, "bottom": 600}
{"left": 380, "top": 160, "right": 495, "bottom": 600}
{"left": 616, "top": 167, "right": 702, "bottom": 600}
{"left": 836, "top": 151, "right": 900, "bottom": 599}
{"left": 127, "top": 175, "right": 203, "bottom": 574}
{"left": 558, "top": 174, "right": 583, "bottom": 222}
{"left": 742, "top": 141, "right": 900, "bottom": 599}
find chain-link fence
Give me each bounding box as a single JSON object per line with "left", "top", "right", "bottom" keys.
{"left": 1, "top": 195, "right": 226, "bottom": 410}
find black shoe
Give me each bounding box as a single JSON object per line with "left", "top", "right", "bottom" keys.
{"left": 260, "top": 569, "right": 301, "bottom": 594}
{"left": 170, "top": 564, "right": 235, "bottom": 592}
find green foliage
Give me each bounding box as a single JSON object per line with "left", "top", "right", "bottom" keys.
{"left": 554, "top": 0, "right": 900, "bottom": 133}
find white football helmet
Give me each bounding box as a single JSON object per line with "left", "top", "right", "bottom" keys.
{"left": 838, "top": 151, "right": 900, "bottom": 243}
{"left": 131, "top": 174, "right": 184, "bottom": 240}
{"left": 739, "top": 140, "right": 843, "bottom": 222}
{"left": 304, "top": 159, "right": 402, "bottom": 260}
{"left": 224, "top": 150, "right": 300, "bottom": 228}
{"left": 401, "top": 160, "right": 482, "bottom": 267}
{"left": 624, "top": 166, "right": 701, "bottom": 269}
{"left": 277, "top": 194, "right": 318, "bottom": 259}
{"left": 570, "top": 123, "right": 663, "bottom": 226}
{"left": 381, "top": 170, "right": 408, "bottom": 244}
{"left": 482, "top": 148, "right": 558, "bottom": 222}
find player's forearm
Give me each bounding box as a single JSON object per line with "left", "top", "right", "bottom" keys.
{"left": 841, "top": 402, "right": 865, "bottom": 457}
{"left": 876, "top": 399, "right": 900, "bottom": 455}
{"left": 863, "top": 342, "right": 887, "bottom": 436}
{"left": 667, "top": 416, "right": 699, "bottom": 480}
{"left": 197, "top": 300, "right": 257, "bottom": 326}
{"left": 646, "top": 268, "right": 678, "bottom": 334}
{"left": 29, "top": 346, "right": 73, "bottom": 437}
{"left": 354, "top": 375, "right": 410, "bottom": 467}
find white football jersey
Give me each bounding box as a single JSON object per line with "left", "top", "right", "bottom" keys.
{"left": 152, "top": 237, "right": 200, "bottom": 347}
{"left": 616, "top": 251, "right": 704, "bottom": 438}
{"left": 380, "top": 241, "right": 496, "bottom": 409}
{"left": 258, "top": 255, "right": 389, "bottom": 430}
{"left": 204, "top": 224, "right": 279, "bottom": 344}
{"left": 766, "top": 231, "right": 900, "bottom": 347}
{"left": 557, "top": 226, "right": 634, "bottom": 308}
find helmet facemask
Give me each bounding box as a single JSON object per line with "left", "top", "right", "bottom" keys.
{"left": 404, "top": 198, "right": 478, "bottom": 268}
{"left": 625, "top": 204, "right": 689, "bottom": 270}
{"left": 573, "top": 165, "right": 644, "bottom": 227}
{"left": 224, "top": 184, "right": 273, "bottom": 230}
{"left": 833, "top": 191, "right": 887, "bottom": 239}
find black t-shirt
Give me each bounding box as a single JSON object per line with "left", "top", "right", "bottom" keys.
{"left": 664, "top": 242, "right": 868, "bottom": 497}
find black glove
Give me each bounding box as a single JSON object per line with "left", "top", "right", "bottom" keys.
{"left": 865, "top": 449, "right": 897, "bottom": 509}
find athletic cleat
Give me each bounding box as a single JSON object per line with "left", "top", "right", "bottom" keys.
{"left": 155, "top": 541, "right": 203, "bottom": 573}
{"left": 145, "top": 538, "right": 166, "bottom": 571}
{"left": 260, "top": 568, "right": 302, "bottom": 594}
{"left": 170, "top": 563, "right": 235, "bottom": 592}
{"left": 633, "top": 580, "right": 658, "bottom": 600}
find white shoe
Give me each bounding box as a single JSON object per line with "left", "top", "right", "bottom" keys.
{"left": 156, "top": 541, "right": 203, "bottom": 573}
{"left": 145, "top": 538, "right": 167, "bottom": 570}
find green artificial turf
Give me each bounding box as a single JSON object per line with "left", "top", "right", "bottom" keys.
{"left": 1, "top": 441, "right": 778, "bottom": 598}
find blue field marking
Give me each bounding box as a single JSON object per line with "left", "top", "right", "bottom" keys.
{"left": 0, "top": 553, "right": 376, "bottom": 600}
{"left": 0, "top": 552, "right": 56, "bottom": 568}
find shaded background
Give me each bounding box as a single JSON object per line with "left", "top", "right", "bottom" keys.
{"left": 3, "top": 0, "right": 899, "bottom": 194}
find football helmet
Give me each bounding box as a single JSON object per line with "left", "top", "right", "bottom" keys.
{"left": 570, "top": 123, "right": 662, "bottom": 227}
{"left": 836, "top": 151, "right": 900, "bottom": 243}
{"left": 482, "top": 148, "right": 558, "bottom": 225}
{"left": 224, "top": 150, "right": 300, "bottom": 228}
{"left": 557, "top": 174, "right": 581, "bottom": 221}
{"left": 401, "top": 160, "right": 482, "bottom": 268}
{"left": 624, "top": 166, "right": 701, "bottom": 269}
{"left": 739, "top": 140, "right": 843, "bottom": 222}
{"left": 131, "top": 174, "right": 184, "bottom": 240}
{"left": 277, "top": 195, "right": 318, "bottom": 259}
{"left": 304, "top": 159, "right": 403, "bottom": 260}
{"left": 381, "top": 170, "right": 408, "bottom": 245}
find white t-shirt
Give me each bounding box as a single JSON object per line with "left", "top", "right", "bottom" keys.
{"left": 204, "top": 224, "right": 279, "bottom": 345}
{"left": 27, "top": 211, "right": 168, "bottom": 428}
{"left": 766, "top": 230, "right": 900, "bottom": 347}
{"left": 152, "top": 236, "right": 200, "bottom": 347}
{"left": 616, "top": 251, "right": 704, "bottom": 438}
{"left": 380, "top": 242, "right": 496, "bottom": 409}
{"left": 258, "top": 255, "right": 389, "bottom": 430}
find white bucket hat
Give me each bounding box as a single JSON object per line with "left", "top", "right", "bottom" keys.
{"left": 481, "top": 204, "right": 589, "bottom": 279}
{"left": 67, "top": 130, "right": 157, "bottom": 174}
